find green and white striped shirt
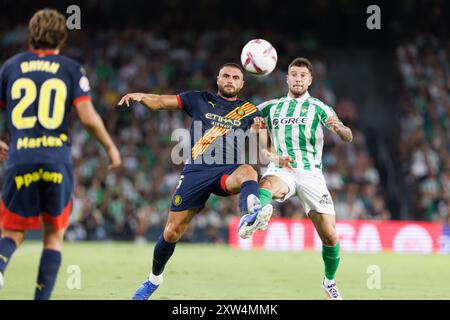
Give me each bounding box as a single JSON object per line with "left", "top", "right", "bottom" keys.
{"left": 258, "top": 92, "right": 339, "bottom": 170}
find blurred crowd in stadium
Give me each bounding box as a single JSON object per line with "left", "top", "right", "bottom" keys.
{"left": 397, "top": 35, "right": 450, "bottom": 223}
{"left": 0, "top": 22, "right": 448, "bottom": 242}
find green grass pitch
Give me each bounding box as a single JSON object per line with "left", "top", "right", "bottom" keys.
{"left": 1, "top": 241, "right": 449, "bottom": 300}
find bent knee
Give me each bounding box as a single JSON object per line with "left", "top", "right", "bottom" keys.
{"left": 321, "top": 232, "right": 338, "bottom": 246}
{"left": 163, "top": 226, "right": 183, "bottom": 243}
{"left": 259, "top": 177, "right": 273, "bottom": 190}
{"left": 259, "top": 177, "right": 289, "bottom": 199}
{"left": 43, "top": 227, "right": 65, "bottom": 250}
{"left": 239, "top": 164, "right": 257, "bottom": 181}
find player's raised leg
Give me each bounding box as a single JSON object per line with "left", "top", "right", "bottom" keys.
{"left": 259, "top": 174, "right": 291, "bottom": 222}
{"left": 225, "top": 164, "right": 260, "bottom": 214}
{"left": 0, "top": 230, "right": 24, "bottom": 290}
{"left": 132, "top": 208, "right": 199, "bottom": 300}
{"left": 308, "top": 211, "right": 342, "bottom": 300}
{"left": 34, "top": 223, "right": 65, "bottom": 300}
{"left": 223, "top": 164, "right": 264, "bottom": 239}
{"left": 235, "top": 174, "right": 291, "bottom": 239}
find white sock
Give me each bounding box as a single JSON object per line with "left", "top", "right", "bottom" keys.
{"left": 148, "top": 273, "right": 163, "bottom": 286}
{"left": 324, "top": 278, "right": 335, "bottom": 286}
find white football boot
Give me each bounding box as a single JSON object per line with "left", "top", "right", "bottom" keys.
{"left": 257, "top": 204, "right": 273, "bottom": 231}
{"left": 238, "top": 195, "right": 273, "bottom": 239}
{"left": 322, "top": 277, "right": 343, "bottom": 300}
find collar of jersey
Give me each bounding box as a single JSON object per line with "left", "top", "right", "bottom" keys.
{"left": 215, "top": 93, "right": 243, "bottom": 104}
{"left": 30, "top": 49, "right": 59, "bottom": 56}
{"left": 285, "top": 91, "right": 310, "bottom": 103}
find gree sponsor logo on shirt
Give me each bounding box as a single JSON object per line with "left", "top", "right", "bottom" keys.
{"left": 272, "top": 117, "right": 307, "bottom": 127}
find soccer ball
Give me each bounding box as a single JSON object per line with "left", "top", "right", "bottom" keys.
{"left": 241, "top": 39, "right": 278, "bottom": 77}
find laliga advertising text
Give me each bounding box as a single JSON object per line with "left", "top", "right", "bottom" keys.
{"left": 171, "top": 303, "right": 279, "bottom": 319}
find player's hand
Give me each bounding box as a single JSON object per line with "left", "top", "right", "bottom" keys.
{"left": 106, "top": 145, "right": 122, "bottom": 170}
{"left": 251, "top": 117, "right": 267, "bottom": 130}
{"left": 272, "top": 154, "right": 294, "bottom": 171}
{"left": 118, "top": 93, "right": 146, "bottom": 107}
{"left": 326, "top": 116, "right": 342, "bottom": 132}
{"left": 0, "top": 140, "right": 8, "bottom": 162}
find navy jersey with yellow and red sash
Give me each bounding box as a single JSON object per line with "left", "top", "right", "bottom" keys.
{"left": 170, "top": 91, "right": 261, "bottom": 211}
{"left": 177, "top": 90, "right": 261, "bottom": 165}
{"left": 0, "top": 50, "right": 91, "bottom": 230}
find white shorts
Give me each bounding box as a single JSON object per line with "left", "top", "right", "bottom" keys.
{"left": 261, "top": 162, "right": 335, "bottom": 215}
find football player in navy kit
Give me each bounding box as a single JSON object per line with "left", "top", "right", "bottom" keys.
{"left": 0, "top": 9, "right": 121, "bottom": 299}
{"left": 119, "top": 63, "right": 272, "bottom": 299}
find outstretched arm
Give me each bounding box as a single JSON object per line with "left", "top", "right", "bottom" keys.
{"left": 75, "top": 100, "right": 122, "bottom": 170}
{"left": 326, "top": 116, "right": 353, "bottom": 142}
{"left": 118, "top": 93, "right": 179, "bottom": 110}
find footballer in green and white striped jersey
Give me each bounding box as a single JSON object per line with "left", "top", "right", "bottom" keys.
{"left": 257, "top": 92, "right": 341, "bottom": 170}
{"left": 254, "top": 57, "right": 352, "bottom": 300}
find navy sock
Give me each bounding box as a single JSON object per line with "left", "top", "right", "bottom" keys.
{"left": 152, "top": 234, "right": 176, "bottom": 276}
{"left": 0, "top": 237, "right": 17, "bottom": 274}
{"left": 34, "top": 249, "right": 62, "bottom": 300}
{"left": 239, "top": 180, "right": 259, "bottom": 215}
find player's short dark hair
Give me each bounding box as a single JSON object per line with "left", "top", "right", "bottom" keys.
{"left": 28, "top": 9, "right": 67, "bottom": 50}
{"left": 220, "top": 62, "right": 245, "bottom": 76}
{"left": 288, "top": 57, "right": 313, "bottom": 76}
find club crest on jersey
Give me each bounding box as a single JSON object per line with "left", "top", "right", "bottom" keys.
{"left": 236, "top": 108, "right": 246, "bottom": 117}
{"left": 272, "top": 117, "right": 307, "bottom": 127}
{"left": 79, "top": 76, "right": 90, "bottom": 92}
{"left": 173, "top": 195, "right": 182, "bottom": 206}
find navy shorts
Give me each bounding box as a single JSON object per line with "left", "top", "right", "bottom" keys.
{"left": 170, "top": 164, "right": 240, "bottom": 212}
{"left": 0, "top": 162, "right": 73, "bottom": 230}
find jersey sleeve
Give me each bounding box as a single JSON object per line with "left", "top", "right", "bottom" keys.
{"left": 253, "top": 108, "right": 263, "bottom": 118}
{"left": 257, "top": 100, "right": 274, "bottom": 118}
{"left": 72, "top": 65, "right": 92, "bottom": 106}
{"left": 248, "top": 107, "right": 262, "bottom": 121}
{"left": 313, "top": 98, "right": 343, "bottom": 130}
{"left": 242, "top": 106, "right": 262, "bottom": 131}
{"left": 0, "top": 62, "right": 7, "bottom": 108}
{"left": 176, "top": 91, "right": 202, "bottom": 117}
{"left": 257, "top": 99, "right": 279, "bottom": 127}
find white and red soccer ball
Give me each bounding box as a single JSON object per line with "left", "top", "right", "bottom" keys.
{"left": 241, "top": 39, "right": 278, "bottom": 77}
